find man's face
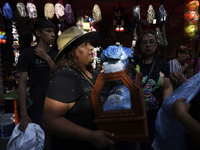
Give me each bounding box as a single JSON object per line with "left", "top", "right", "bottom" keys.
{"left": 39, "top": 28, "right": 55, "bottom": 45}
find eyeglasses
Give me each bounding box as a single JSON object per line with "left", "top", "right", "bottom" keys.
{"left": 141, "top": 40, "right": 156, "bottom": 46}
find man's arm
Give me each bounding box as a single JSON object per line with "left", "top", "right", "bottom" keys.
{"left": 45, "top": 55, "right": 55, "bottom": 69}
{"left": 18, "top": 71, "right": 32, "bottom": 132}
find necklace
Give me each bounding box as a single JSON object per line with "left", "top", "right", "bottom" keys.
{"left": 80, "top": 71, "right": 95, "bottom": 87}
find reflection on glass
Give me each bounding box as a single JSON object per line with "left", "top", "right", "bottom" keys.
{"left": 101, "top": 80, "right": 132, "bottom": 112}
{"left": 127, "top": 67, "right": 137, "bottom": 83}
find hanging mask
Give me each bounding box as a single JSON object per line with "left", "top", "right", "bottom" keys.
{"left": 147, "top": 5, "right": 155, "bottom": 24}
{"left": 16, "top": 2, "right": 28, "bottom": 17}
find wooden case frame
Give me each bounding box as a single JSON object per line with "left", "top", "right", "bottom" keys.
{"left": 91, "top": 63, "right": 149, "bottom": 142}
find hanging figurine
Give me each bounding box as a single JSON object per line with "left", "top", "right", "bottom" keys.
{"left": 89, "top": 15, "right": 96, "bottom": 31}
{"left": 132, "top": 4, "right": 142, "bottom": 47}
{"left": 112, "top": 2, "right": 126, "bottom": 32}
{"left": 155, "top": 3, "right": 168, "bottom": 46}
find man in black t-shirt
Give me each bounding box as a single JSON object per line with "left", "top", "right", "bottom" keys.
{"left": 16, "top": 18, "right": 58, "bottom": 132}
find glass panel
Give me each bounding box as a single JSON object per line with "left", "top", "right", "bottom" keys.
{"left": 101, "top": 80, "right": 132, "bottom": 112}
{"left": 126, "top": 66, "right": 137, "bottom": 83}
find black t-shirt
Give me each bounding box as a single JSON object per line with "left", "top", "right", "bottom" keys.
{"left": 131, "top": 58, "right": 170, "bottom": 110}
{"left": 46, "top": 67, "right": 97, "bottom": 129}
{"left": 46, "top": 67, "right": 99, "bottom": 149}
{"left": 16, "top": 46, "right": 58, "bottom": 93}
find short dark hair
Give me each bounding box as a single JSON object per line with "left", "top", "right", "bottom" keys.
{"left": 33, "top": 18, "right": 56, "bottom": 41}
{"left": 175, "top": 46, "right": 189, "bottom": 58}
{"left": 135, "top": 29, "right": 159, "bottom": 65}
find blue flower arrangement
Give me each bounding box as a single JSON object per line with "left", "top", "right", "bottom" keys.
{"left": 100, "top": 45, "right": 133, "bottom": 63}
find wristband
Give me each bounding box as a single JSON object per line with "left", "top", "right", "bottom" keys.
{"left": 46, "top": 56, "right": 50, "bottom": 61}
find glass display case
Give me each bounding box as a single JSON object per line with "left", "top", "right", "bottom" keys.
{"left": 91, "top": 63, "right": 149, "bottom": 142}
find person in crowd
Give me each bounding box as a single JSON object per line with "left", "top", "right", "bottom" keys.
{"left": 195, "top": 49, "right": 200, "bottom": 75}
{"left": 152, "top": 69, "right": 200, "bottom": 150}
{"left": 16, "top": 18, "right": 58, "bottom": 132}
{"left": 168, "top": 46, "right": 189, "bottom": 89}
{"left": 42, "top": 26, "right": 115, "bottom": 150}
{"left": 172, "top": 97, "right": 200, "bottom": 147}
{"left": 131, "top": 29, "right": 173, "bottom": 150}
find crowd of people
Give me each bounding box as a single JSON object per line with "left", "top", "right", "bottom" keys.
{"left": 14, "top": 17, "right": 200, "bottom": 150}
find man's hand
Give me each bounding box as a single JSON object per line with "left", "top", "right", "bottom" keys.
{"left": 34, "top": 47, "right": 49, "bottom": 61}
{"left": 18, "top": 115, "right": 32, "bottom": 132}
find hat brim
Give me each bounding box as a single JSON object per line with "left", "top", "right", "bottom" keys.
{"left": 55, "top": 31, "right": 98, "bottom": 63}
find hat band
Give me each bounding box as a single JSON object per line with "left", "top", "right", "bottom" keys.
{"left": 63, "top": 34, "right": 83, "bottom": 50}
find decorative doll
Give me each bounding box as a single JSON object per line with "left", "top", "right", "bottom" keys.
{"left": 112, "top": 3, "right": 125, "bottom": 32}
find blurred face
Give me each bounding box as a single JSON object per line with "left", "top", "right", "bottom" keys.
{"left": 179, "top": 50, "right": 189, "bottom": 64}
{"left": 140, "top": 33, "right": 157, "bottom": 58}
{"left": 38, "top": 28, "right": 55, "bottom": 45}
{"left": 75, "top": 40, "right": 94, "bottom": 67}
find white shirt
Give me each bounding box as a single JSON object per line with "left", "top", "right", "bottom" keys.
{"left": 168, "top": 59, "right": 187, "bottom": 77}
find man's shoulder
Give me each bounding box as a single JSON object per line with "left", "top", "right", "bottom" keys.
{"left": 21, "top": 46, "right": 35, "bottom": 54}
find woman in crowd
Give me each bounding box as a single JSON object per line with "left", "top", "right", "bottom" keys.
{"left": 168, "top": 46, "right": 189, "bottom": 89}
{"left": 131, "top": 29, "right": 173, "bottom": 150}
{"left": 42, "top": 26, "right": 114, "bottom": 150}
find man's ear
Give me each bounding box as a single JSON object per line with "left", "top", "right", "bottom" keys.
{"left": 35, "top": 30, "right": 41, "bottom": 37}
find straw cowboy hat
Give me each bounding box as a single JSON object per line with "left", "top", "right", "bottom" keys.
{"left": 55, "top": 26, "right": 98, "bottom": 62}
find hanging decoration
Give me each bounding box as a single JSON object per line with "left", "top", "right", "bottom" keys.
{"left": 55, "top": 0, "right": 65, "bottom": 22}
{"left": 26, "top": 0, "right": 38, "bottom": 19}
{"left": 132, "top": 0, "right": 142, "bottom": 47}
{"left": 16, "top": 2, "right": 28, "bottom": 18}
{"left": 76, "top": 15, "right": 84, "bottom": 32}
{"left": 155, "top": 0, "right": 168, "bottom": 46}
{"left": 64, "top": 3, "right": 75, "bottom": 24}
{"left": 12, "top": 22, "right": 20, "bottom": 65}
{"left": 112, "top": 2, "right": 126, "bottom": 32}
{"left": 0, "top": 19, "right": 6, "bottom": 45}
{"left": 57, "top": 23, "right": 62, "bottom": 37}
{"left": 3, "top": 2, "right": 14, "bottom": 20}
{"left": 92, "top": 4, "right": 102, "bottom": 23}
{"left": 183, "top": 0, "right": 199, "bottom": 39}
{"left": 147, "top": 0, "right": 155, "bottom": 24}
{"left": 44, "top": 0, "right": 55, "bottom": 20}
{"left": 92, "top": 47, "right": 99, "bottom": 70}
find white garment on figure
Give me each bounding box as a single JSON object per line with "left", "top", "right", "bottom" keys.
{"left": 168, "top": 59, "right": 187, "bottom": 77}
{"left": 7, "top": 123, "right": 45, "bottom": 150}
